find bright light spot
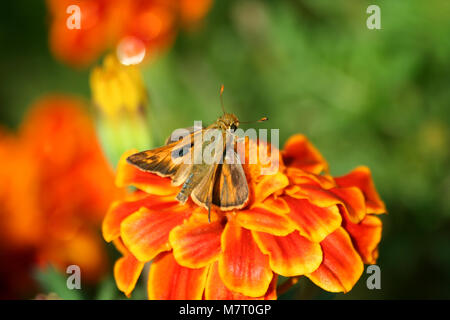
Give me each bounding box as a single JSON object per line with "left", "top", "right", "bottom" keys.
{"left": 116, "top": 36, "right": 146, "bottom": 66}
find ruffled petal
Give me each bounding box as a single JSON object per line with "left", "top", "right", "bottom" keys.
{"left": 169, "top": 215, "right": 224, "bottom": 268}
{"left": 286, "top": 185, "right": 366, "bottom": 224}
{"left": 236, "top": 197, "right": 295, "bottom": 236}
{"left": 253, "top": 231, "right": 322, "bottom": 277}
{"left": 253, "top": 172, "right": 289, "bottom": 203}
{"left": 205, "top": 261, "right": 277, "bottom": 300}
{"left": 343, "top": 214, "right": 382, "bottom": 264}
{"left": 219, "top": 220, "right": 273, "bottom": 297}
{"left": 307, "top": 227, "right": 364, "bottom": 293}
{"left": 116, "top": 150, "right": 179, "bottom": 195}
{"left": 121, "top": 207, "right": 190, "bottom": 262}
{"left": 335, "top": 166, "right": 386, "bottom": 214}
{"left": 282, "top": 134, "right": 328, "bottom": 174}
{"left": 114, "top": 253, "right": 145, "bottom": 297}
{"left": 148, "top": 252, "right": 208, "bottom": 300}
{"left": 103, "top": 193, "right": 179, "bottom": 242}
{"left": 283, "top": 197, "right": 341, "bottom": 243}
{"left": 286, "top": 167, "right": 335, "bottom": 189}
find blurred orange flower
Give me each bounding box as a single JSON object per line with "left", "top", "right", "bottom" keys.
{"left": 104, "top": 134, "right": 386, "bottom": 299}
{"left": 0, "top": 97, "right": 118, "bottom": 298}
{"left": 47, "top": 0, "right": 213, "bottom": 67}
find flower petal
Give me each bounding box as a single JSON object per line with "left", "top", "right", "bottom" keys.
{"left": 205, "top": 261, "right": 277, "bottom": 300}
{"left": 116, "top": 150, "right": 179, "bottom": 195}
{"left": 114, "top": 253, "right": 145, "bottom": 297}
{"left": 335, "top": 166, "right": 386, "bottom": 214}
{"left": 286, "top": 185, "right": 366, "bottom": 224}
{"left": 169, "top": 215, "right": 224, "bottom": 269}
{"left": 286, "top": 167, "right": 335, "bottom": 189}
{"left": 103, "top": 194, "right": 179, "bottom": 242}
{"left": 148, "top": 252, "right": 208, "bottom": 300}
{"left": 121, "top": 207, "right": 190, "bottom": 262}
{"left": 252, "top": 231, "right": 322, "bottom": 277}
{"left": 236, "top": 198, "right": 295, "bottom": 236}
{"left": 282, "top": 134, "right": 328, "bottom": 174}
{"left": 307, "top": 227, "right": 364, "bottom": 293}
{"left": 284, "top": 197, "right": 341, "bottom": 243}
{"left": 219, "top": 220, "right": 273, "bottom": 297}
{"left": 343, "top": 214, "right": 382, "bottom": 264}
{"left": 253, "top": 172, "right": 289, "bottom": 203}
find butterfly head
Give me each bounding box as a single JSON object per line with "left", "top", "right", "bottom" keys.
{"left": 217, "top": 112, "right": 240, "bottom": 131}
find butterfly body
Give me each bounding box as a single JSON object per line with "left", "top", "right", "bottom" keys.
{"left": 127, "top": 112, "right": 249, "bottom": 220}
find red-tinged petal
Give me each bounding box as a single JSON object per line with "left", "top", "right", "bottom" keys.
{"left": 103, "top": 194, "right": 179, "bottom": 242}
{"left": 252, "top": 231, "right": 322, "bottom": 277}
{"left": 284, "top": 197, "right": 341, "bottom": 243}
{"left": 114, "top": 253, "right": 145, "bottom": 297}
{"left": 116, "top": 150, "right": 179, "bottom": 195}
{"left": 307, "top": 228, "right": 364, "bottom": 293}
{"left": 287, "top": 185, "right": 366, "bottom": 224}
{"left": 236, "top": 200, "right": 295, "bottom": 236}
{"left": 121, "top": 207, "right": 190, "bottom": 262}
{"left": 253, "top": 172, "right": 289, "bottom": 203}
{"left": 219, "top": 220, "right": 273, "bottom": 297}
{"left": 205, "top": 261, "right": 277, "bottom": 300}
{"left": 148, "top": 252, "right": 208, "bottom": 300}
{"left": 335, "top": 166, "right": 386, "bottom": 214}
{"left": 169, "top": 216, "right": 224, "bottom": 269}
{"left": 343, "top": 214, "right": 382, "bottom": 264}
{"left": 282, "top": 134, "right": 328, "bottom": 174}
{"left": 286, "top": 167, "right": 335, "bottom": 189}
{"left": 330, "top": 187, "right": 366, "bottom": 223}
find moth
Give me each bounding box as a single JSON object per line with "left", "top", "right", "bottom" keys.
{"left": 127, "top": 85, "right": 267, "bottom": 221}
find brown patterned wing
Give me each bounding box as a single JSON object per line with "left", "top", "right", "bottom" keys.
{"left": 212, "top": 151, "right": 249, "bottom": 210}
{"left": 126, "top": 132, "right": 197, "bottom": 185}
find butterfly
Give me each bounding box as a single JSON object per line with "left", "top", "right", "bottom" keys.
{"left": 126, "top": 85, "right": 267, "bottom": 221}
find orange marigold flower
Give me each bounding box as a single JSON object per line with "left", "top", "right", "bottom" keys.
{"left": 0, "top": 97, "right": 119, "bottom": 298}
{"left": 47, "top": 0, "right": 213, "bottom": 67}
{"left": 105, "top": 134, "right": 386, "bottom": 299}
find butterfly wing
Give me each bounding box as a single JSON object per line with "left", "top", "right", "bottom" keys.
{"left": 127, "top": 130, "right": 198, "bottom": 185}
{"left": 212, "top": 150, "right": 249, "bottom": 210}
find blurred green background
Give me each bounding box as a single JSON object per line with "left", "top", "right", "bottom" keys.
{"left": 1, "top": 0, "right": 450, "bottom": 299}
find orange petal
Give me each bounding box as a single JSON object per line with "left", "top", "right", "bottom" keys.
{"left": 253, "top": 231, "right": 322, "bottom": 277}
{"left": 287, "top": 185, "right": 366, "bottom": 224}
{"left": 148, "top": 252, "right": 208, "bottom": 300}
{"left": 114, "top": 253, "right": 145, "bottom": 297}
{"left": 335, "top": 166, "right": 386, "bottom": 214}
{"left": 205, "top": 261, "right": 277, "bottom": 300}
{"left": 169, "top": 216, "right": 224, "bottom": 269}
{"left": 253, "top": 172, "right": 289, "bottom": 203}
{"left": 307, "top": 228, "right": 364, "bottom": 293}
{"left": 282, "top": 134, "right": 328, "bottom": 174}
{"left": 286, "top": 167, "right": 335, "bottom": 189}
{"left": 116, "top": 150, "right": 179, "bottom": 196}
{"left": 219, "top": 220, "right": 273, "bottom": 297}
{"left": 103, "top": 194, "right": 179, "bottom": 242}
{"left": 343, "top": 214, "right": 382, "bottom": 264}
{"left": 121, "top": 207, "right": 190, "bottom": 262}
{"left": 284, "top": 197, "right": 341, "bottom": 243}
{"left": 236, "top": 198, "right": 294, "bottom": 236}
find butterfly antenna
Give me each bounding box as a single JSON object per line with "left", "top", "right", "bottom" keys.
{"left": 220, "top": 84, "right": 226, "bottom": 114}
{"left": 240, "top": 116, "right": 268, "bottom": 124}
